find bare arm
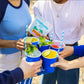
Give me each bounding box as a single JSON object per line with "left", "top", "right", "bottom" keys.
{"left": 0, "top": 39, "right": 17, "bottom": 48}
{"left": 0, "top": 39, "right": 25, "bottom": 50}
{"left": 51, "top": 56, "right": 84, "bottom": 70}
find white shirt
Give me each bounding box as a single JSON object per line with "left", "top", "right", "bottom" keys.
{"left": 34, "top": 0, "right": 84, "bottom": 44}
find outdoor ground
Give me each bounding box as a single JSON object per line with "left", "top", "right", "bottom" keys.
{"left": 29, "top": 1, "right": 84, "bottom": 84}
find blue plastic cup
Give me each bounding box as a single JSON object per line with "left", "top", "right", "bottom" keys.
{"left": 24, "top": 37, "right": 39, "bottom": 46}
{"left": 50, "top": 40, "right": 65, "bottom": 52}
{"left": 26, "top": 51, "right": 41, "bottom": 62}
{"left": 37, "top": 45, "right": 50, "bottom": 52}
{"left": 42, "top": 49, "right": 57, "bottom": 73}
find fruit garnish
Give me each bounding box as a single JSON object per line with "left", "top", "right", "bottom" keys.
{"left": 51, "top": 45, "right": 58, "bottom": 48}
{"left": 31, "top": 38, "right": 38, "bottom": 42}
{"left": 39, "top": 36, "right": 54, "bottom": 47}
{"left": 25, "top": 43, "right": 38, "bottom": 55}
{"left": 43, "top": 50, "right": 50, "bottom": 57}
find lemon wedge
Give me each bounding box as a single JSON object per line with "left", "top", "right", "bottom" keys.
{"left": 43, "top": 50, "right": 50, "bottom": 57}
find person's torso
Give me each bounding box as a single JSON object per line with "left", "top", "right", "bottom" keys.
{"left": 34, "top": 1, "right": 83, "bottom": 44}
{"left": 0, "top": 0, "right": 31, "bottom": 54}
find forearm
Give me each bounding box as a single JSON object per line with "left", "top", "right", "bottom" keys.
{"left": 0, "top": 68, "right": 24, "bottom": 84}
{"left": 69, "top": 57, "right": 84, "bottom": 69}
{"left": 0, "top": 39, "right": 17, "bottom": 48}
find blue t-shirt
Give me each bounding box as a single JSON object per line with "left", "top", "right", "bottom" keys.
{"left": 0, "top": 0, "right": 31, "bottom": 54}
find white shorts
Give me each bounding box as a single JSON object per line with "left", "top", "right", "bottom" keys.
{"left": 0, "top": 51, "right": 25, "bottom": 73}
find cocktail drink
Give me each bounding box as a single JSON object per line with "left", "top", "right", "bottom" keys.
{"left": 25, "top": 37, "right": 39, "bottom": 45}
{"left": 26, "top": 50, "right": 41, "bottom": 62}
{"left": 50, "top": 40, "right": 65, "bottom": 52}
{"left": 37, "top": 37, "right": 53, "bottom": 52}
{"left": 42, "top": 49, "right": 57, "bottom": 73}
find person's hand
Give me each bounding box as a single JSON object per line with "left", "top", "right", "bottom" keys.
{"left": 19, "top": 57, "right": 42, "bottom": 79}
{"left": 41, "top": 36, "right": 50, "bottom": 40}
{"left": 28, "top": 31, "right": 33, "bottom": 36}
{"left": 59, "top": 46, "right": 74, "bottom": 58}
{"left": 16, "top": 39, "right": 25, "bottom": 50}
{"left": 50, "top": 56, "right": 72, "bottom": 70}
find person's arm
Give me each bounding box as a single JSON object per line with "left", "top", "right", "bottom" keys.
{"left": 0, "top": 39, "right": 17, "bottom": 48}
{"left": 51, "top": 56, "right": 84, "bottom": 70}
{"left": 0, "top": 68, "right": 23, "bottom": 84}
{"left": 59, "top": 45, "right": 84, "bottom": 58}
{"left": 0, "top": 39, "right": 25, "bottom": 50}
{"left": 0, "top": 57, "right": 42, "bottom": 84}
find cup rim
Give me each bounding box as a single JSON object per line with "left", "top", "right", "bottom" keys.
{"left": 24, "top": 37, "right": 39, "bottom": 43}
{"left": 50, "top": 40, "right": 65, "bottom": 49}
{"left": 26, "top": 50, "right": 41, "bottom": 58}
{"left": 42, "top": 49, "right": 57, "bottom": 59}
{"left": 38, "top": 44, "right": 50, "bottom": 46}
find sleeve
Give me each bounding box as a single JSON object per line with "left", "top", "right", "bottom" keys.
{"left": 0, "top": 7, "right": 3, "bottom": 22}
{"left": 0, "top": 68, "right": 24, "bottom": 84}
{"left": 33, "top": 1, "right": 42, "bottom": 17}
{"left": 25, "top": 0, "right": 30, "bottom": 6}
{"left": 0, "top": 0, "right": 8, "bottom": 23}
{"left": 73, "top": 45, "right": 84, "bottom": 57}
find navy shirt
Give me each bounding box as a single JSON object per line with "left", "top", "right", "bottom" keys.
{"left": 74, "top": 45, "right": 84, "bottom": 57}
{"left": 0, "top": 68, "right": 24, "bottom": 84}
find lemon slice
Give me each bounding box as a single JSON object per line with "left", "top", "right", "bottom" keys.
{"left": 43, "top": 50, "right": 50, "bottom": 57}
{"left": 32, "top": 38, "right": 38, "bottom": 42}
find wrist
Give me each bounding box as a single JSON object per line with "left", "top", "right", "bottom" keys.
{"left": 12, "top": 40, "right": 17, "bottom": 48}
{"left": 71, "top": 47, "right": 74, "bottom": 55}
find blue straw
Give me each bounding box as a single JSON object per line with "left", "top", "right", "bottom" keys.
{"left": 24, "top": 25, "right": 28, "bottom": 55}
{"left": 24, "top": 38, "right": 27, "bottom": 50}
{"left": 50, "top": 32, "right": 53, "bottom": 41}
{"left": 56, "top": 31, "right": 64, "bottom": 57}
{"left": 26, "top": 25, "right": 28, "bottom": 37}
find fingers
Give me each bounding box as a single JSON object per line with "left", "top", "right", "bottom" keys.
{"left": 41, "top": 36, "right": 50, "bottom": 40}
{"left": 59, "top": 51, "right": 63, "bottom": 55}
{"left": 34, "top": 68, "right": 41, "bottom": 73}
{"left": 33, "top": 74, "right": 37, "bottom": 77}
{"left": 16, "top": 39, "right": 25, "bottom": 50}
{"left": 32, "top": 60, "right": 42, "bottom": 66}
{"left": 16, "top": 45, "right": 25, "bottom": 50}
{"left": 50, "top": 62, "right": 60, "bottom": 67}
{"left": 17, "top": 39, "right": 24, "bottom": 46}
{"left": 59, "top": 51, "right": 66, "bottom": 58}
{"left": 50, "top": 56, "right": 63, "bottom": 67}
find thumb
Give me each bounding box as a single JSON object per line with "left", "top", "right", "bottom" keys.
{"left": 59, "top": 52, "right": 65, "bottom": 58}
{"left": 50, "top": 62, "right": 60, "bottom": 67}
{"left": 59, "top": 51, "right": 63, "bottom": 55}
{"left": 50, "top": 56, "right": 63, "bottom": 67}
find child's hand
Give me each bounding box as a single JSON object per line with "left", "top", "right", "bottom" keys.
{"left": 59, "top": 46, "right": 74, "bottom": 58}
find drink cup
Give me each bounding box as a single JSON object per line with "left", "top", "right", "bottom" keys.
{"left": 37, "top": 45, "right": 50, "bottom": 52}
{"left": 24, "top": 37, "right": 39, "bottom": 45}
{"left": 50, "top": 40, "right": 65, "bottom": 52}
{"left": 26, "top": 50, "right": 41, "bottom": 62}
{"left": 42, "top": 49, "right": 57, "bottom": 73}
